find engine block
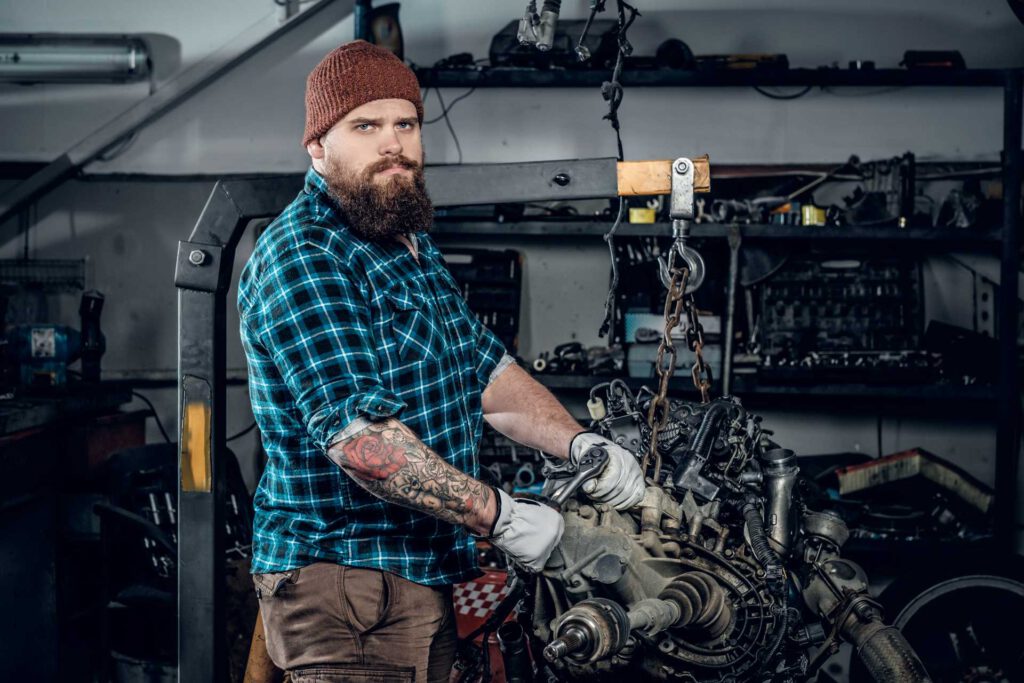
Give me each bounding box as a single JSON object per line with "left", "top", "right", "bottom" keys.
{"left": 524, "top": 380, "right": 931, "bottom": 683}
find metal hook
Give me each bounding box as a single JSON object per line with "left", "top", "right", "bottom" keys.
{"left": 658, "top": 220, "right": 705, "bottom": 293}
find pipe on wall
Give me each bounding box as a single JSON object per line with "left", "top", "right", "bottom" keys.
{"left": 0, "top": 34, "right": 150, "bottom": 84}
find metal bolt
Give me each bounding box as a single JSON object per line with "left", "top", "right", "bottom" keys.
{"left": 188, "top": 249, "right": 207, "bottom": 266}
{"left": 552, "top": 173, "right": 571, "bottom": 186}
{"left": 674, "top": 159, "right": 689, "bottom": 174}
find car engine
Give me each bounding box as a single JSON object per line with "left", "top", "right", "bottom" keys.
{"left": 523, "top": 379, "right": 931, "bottom": 682}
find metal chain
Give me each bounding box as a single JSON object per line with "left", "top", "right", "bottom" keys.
{"left": 685, "top": 296, "right": 714, "bottom": 403}
{"left": 642, "top": 248, "right": 715, "bottom": 482}
{"left": 642, "top": 252, "right": 688, "bottom": 481}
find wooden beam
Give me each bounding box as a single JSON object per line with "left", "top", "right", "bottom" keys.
{"left": 616, "top": 156, "right": 711, "bottom": 196}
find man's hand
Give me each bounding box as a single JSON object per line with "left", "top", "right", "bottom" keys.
{"left": 486, "top": 487, "right": 564, "bottom": 572}
{"left": 570, "top": 432, "right": 645, "bottom": 510}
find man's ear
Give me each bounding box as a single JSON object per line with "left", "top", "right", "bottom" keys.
{"left": 307, "top": 137, "right": 326, "bottom": 161}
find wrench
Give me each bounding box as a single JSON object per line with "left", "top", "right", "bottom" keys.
{"left": 542, "top": 446, "right": 610, "bottom": 506}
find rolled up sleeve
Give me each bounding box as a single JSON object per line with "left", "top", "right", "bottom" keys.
{"left": 471, "top": 317, "right": 511, "bottom": 390}
{"left": 252, "top": 241, "right": 405, "bottom": 451}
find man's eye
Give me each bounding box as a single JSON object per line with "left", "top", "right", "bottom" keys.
{"left": 397, "top": 122, "right": 416, "bottom": 130}
{"left": 356, "top": 123, "right": 374, "bottom": 131}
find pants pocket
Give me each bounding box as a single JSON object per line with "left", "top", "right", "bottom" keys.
{"left": 290, "top": 664, "right": 415, "bottom": 683}
{"left": 253, "top": 568, "right": 299, "bottom": 598}
{"left": 341, "top": 567, "right": 393, "bottom": 634}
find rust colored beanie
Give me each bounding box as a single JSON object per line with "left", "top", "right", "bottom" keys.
{"left": 303, "top": 40, "right": 423, "bottom": 147}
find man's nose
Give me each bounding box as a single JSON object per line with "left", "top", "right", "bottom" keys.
{"left": 379, "top": 127, "right": 403, "bottom": 156}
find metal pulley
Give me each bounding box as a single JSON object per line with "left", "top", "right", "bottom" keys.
{"left": 658, "top": 158, "right": 706, "bottom": 294}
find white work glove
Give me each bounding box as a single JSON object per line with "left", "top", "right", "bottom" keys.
{"left": 570, "top": 432, "right": 645, "bottom": 510}
{"left": 486, "top": 487, "right": 564, "bottom": 573}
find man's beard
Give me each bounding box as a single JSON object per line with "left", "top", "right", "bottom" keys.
{"left": 321, "top": 154, "right": 434, "bottom": 242}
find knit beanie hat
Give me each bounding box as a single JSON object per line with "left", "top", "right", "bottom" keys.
{"left": 303, "top": 40, "right": 423, "bottom": 147}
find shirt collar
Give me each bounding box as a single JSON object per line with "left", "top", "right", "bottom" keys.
{"left": 303, "top": 166, "right": 330, "bottom": 196}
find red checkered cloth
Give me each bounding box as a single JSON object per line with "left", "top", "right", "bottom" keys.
{"left": 453, "top": 568, "right": 515, "bottom": 638}
{"left": 452, "top": 568, "right": 517, "bottom": 683}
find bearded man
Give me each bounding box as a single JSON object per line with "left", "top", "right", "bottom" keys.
{"left": 237, "top": 40, "right": 645, "bottom": 683}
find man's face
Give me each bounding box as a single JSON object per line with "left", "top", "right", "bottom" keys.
{"left": 307, "top": 98, "right": 433, "bottom": 241}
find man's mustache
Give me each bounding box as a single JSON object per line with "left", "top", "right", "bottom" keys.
{"left": 364, "top": 156, "right": 421, "bottom": 177}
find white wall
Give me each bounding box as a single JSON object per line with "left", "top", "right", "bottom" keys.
{"left": 0, "top": 1, "right": 1021, "bottom": 521}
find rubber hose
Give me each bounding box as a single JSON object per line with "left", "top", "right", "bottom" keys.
{"left": 689, "top": 402, "right": 730, "bottom": 458}
{"left": 763, "top": 605, "right": 789, "bottom": 663}
{"left": 671, "top": 402, "right": 730, "bottom": 485}
{"left": 497, "top": 622, "right": 535, "bottom": 683}
{"left": 855, "top": 624, "right": 931, "bottom": 683}
{"left": 741, "top": 494, "right": 784, "bottom": 589}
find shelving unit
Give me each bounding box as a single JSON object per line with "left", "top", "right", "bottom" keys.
{"left": 421, "top": 66, "right": 1022, "bottom": 552}
{"left": 415, "top": 66, "right": 1009, "bottom": 89}
{"left": 433, "top": 219, "right": 1003, "bottom": 249}
{"left": 532, "top": 374, "right": 998, "bottom": 417}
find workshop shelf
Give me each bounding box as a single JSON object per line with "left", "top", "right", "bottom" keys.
{"left": 432, "top": 220, "right": 1003, "bottom": 250}
{"left": 415, "top": 67, "right": 1014, "bottom": 89}
{"left": 425, "top": 69, "right": 1019, "bottom": 555}
{"left": 532, "top": 373, "right": 999, "bottom": 417}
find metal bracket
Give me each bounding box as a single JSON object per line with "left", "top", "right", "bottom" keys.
{"left": 175, "top": 241, "right": 225, "bottom": 293}
{"left": 669, "top": 158, "right": 695, "bottom": 221}
{"left": 659, "top": 158, "right": 706, "bottom": 294}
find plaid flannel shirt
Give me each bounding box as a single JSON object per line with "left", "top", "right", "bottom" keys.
{"left": 238, "top": 167, "right": 511, "bottom": 585}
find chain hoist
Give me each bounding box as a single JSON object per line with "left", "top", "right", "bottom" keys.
{"left": 641, "top": 158, "right": 713, "bottom": 482}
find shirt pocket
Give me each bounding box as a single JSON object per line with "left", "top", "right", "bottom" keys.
{"left": 432, "top": 269, "right": 483, "bottom": 367}
{"left": 383, "top": 286, "right": 444, "bottom": 362}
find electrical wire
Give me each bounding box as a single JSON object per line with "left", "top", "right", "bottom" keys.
{"left": 423, "top": 87, "right": 476, "bottom": 125}
{"left": 131, "top": 390, "right": 257, "bottom": 444}
{"left": 433, "top": 87, "right": 465, "bottom": 164}
{"left": 597, "top": 0, "right": 640, "bottom": 338}
{"left": 228, "top": 421, "right": 259, "bottom": 442}
{"left": 598, "top": 198, "right": 627, "bottom": 338}
{"left": 752, "top": 85, "right": 814, "bottom": 100}
{"left": 131, "top": 390, "right": 172, "bottom": 444}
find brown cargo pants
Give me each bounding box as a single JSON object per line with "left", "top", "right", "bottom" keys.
{"left": 253, "top": 562, "right": 457, "bottom": 683}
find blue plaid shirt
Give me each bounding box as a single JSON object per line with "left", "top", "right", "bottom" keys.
{"left": 238, "top": 167, "right": 509, "bottom": 585}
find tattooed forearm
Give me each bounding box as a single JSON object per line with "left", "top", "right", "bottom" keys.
{"left": 327, "top": 418, "right": 497, "bottom": 535}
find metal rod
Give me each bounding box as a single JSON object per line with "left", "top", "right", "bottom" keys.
{"left": 994, "top": 69, "right": 1022, "bottom": 555}
{"left": 176, "top": 176, "right": 303, "bottom": 683}
{"left": 354, "top": 0, "right": 373, "bottom": 40}
{"left": 723, "top": 226, "right": 741, "bottom": 395}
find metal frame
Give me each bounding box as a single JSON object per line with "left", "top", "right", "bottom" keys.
{"left": 174, "top": 160, "right": 636, "bottom": 680}
{"left": 995, "top": 70, "right": 1022, "bottom": 554}
{"left": 175, "top": 176, "right": 302, "bottom": 682}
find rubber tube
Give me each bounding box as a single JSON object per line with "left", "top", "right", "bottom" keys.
{"left": 851, "top": 622, "right": 931, "bottom": 683}
{"left": 741, "top": 494, "right": 784, "bottom": 593}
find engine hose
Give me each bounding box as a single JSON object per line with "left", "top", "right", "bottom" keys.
{"left": 741, "top": 494, "right": 785, "bottom": 594}
{"left": 689, "top": 401, "right": 730, "bottom": 458}
{"left": 670, "top": 402, "right": 730, "bottom": 487}
{"left": 762, "top": 606, "right": 789, "bottom": 665}
{"left": 848, "top": 620, "right": 932, "bottom": 682}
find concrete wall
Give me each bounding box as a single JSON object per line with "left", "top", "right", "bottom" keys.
{"left": 0, "top": 1, "right": 1021, "bottom": 522}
